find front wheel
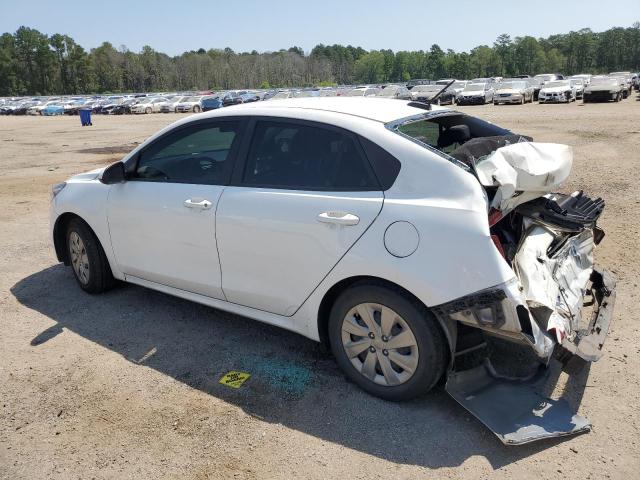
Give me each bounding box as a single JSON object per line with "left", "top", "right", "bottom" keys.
{"left": 145, "top": 107, "right": 152, "bottom": 114}
{"left": 193, "top": 105, "right": 201, "bottom": 113}
{"left": 328, "top": 283, "right": 448, "bottom": 401}
{"left": 66, "top": 218, "right": 115, "bottom": 293}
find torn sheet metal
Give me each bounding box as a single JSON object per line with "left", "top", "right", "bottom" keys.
{"left": 513, "top": 225, "right": 595, "bottom": 343}
{"left": 446, "top": 361, "right": 590, "bottom": 445}
{"left": 560, "top": 267, "right": 617, "bottom": 362}
{"left": 475, "top": 142, "right": 573, "bottom": 212}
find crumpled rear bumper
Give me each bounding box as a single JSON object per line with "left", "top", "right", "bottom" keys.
{"left": 442, "top": 266, "right": 616, "bottom": 445}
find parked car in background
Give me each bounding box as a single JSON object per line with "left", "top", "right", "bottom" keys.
{"left": 409, "top": 84, "right": 455, "bottom": 105}
{"left": 132, "top": 97, "right": 167, "bottom": 114}
{"left": 159, "top": 96, "right": 188, "bottom": 113}
{"left": 583, "top": 77, "right": 624, "bottom": 102}
{"left": 202, "top": 95, "right": 224, "bottom": 111}
{"left": 538, "top": 80, "right": 575, "bottom": 103}
{"left": 528, "top": 77, "right": 543, "bottom": 100}
{"left": 443, "top": 80, "right": 468, "bottom": 100}
{"left": 41, "top": 104, "right": 64, "bottom": 116}
{"left": 175, "top": 96, "right": 204, "bottom": 113}
{"left": 111, "top": 98, "right": 138, "bottom": 115}
{"left": 262, "top": 90, "right": 280, "bottom": 101}
{"left": 456, "top": 82, "right": 494, "bottom": 105}
{"left": 343, "top": 87, "right": 380, "bottom": 97}
{"left": 240, "top": 92, "right": 261, "bottom": 103}
{"left": 493, "top": 80, "right": 534, "bottom": 104}
{"left": 221, "top": 91, "right": 244, "bottom": 106}
{"left": 28, "top": 100, "right": 61, "bottom": 115}
{"left": 376, "top": 85, "right": 411, "bottom": 100}
{"left": 64, "top": 99, "right": 89, "bottom": 115}
{"left": 609, "top": 72, "right": 633, "bottom": 98}
{"left": 569, "top": 78, "right": 586, "bottom": 99}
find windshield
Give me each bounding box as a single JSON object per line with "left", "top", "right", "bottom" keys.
{"left": 344, "top": 89, "right": 366, "bottom": 96}
{"left": 544, "top": 81, "right": 569, "bottom": 88}
{"left": 591, "top": 77, "right": 618, "bottom": 86}
{"left": 534, "top": 74, "right": 554, "bottom": 82}
{"left": 570, "top": 79, "right": 584, "bottom": 86}
{"left": 464, "top": 83, "right": 485, "bottom": 92}
{"left": 498, "top": 81, "right": 527, "bottom": 90}
{"left": 183, "top": 96, "right": 200, "bottom": 102}
{"left": 451, "top": 81, "right": 466, "bottom": 89}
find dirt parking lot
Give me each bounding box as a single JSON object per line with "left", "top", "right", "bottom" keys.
{"left": 1, "top": 97, "right": 640, "bottom": 479}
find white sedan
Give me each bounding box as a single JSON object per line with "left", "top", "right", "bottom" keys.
{"left": 50, "top": 99, "right": 614, "bottom": 440}
{"left": 538, "top": 80, "right": 576, "bottom": 103}
{"left": 131, "top": 97, "right": 166, "bottom": 114}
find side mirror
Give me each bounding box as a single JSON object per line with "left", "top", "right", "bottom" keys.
{"left": 100, "top": 162, "right": 126, "bottom": 184}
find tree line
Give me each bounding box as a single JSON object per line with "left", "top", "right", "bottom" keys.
{"left": 0, "top": 23, "right": 639, "bottom": 96}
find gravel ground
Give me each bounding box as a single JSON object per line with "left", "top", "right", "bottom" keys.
{"left": 1, "top": 96, "right": 639, "bottom": 479}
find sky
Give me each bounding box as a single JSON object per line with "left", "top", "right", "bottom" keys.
{"left": 0, "top": 0, "right": 637, "bottom": 55}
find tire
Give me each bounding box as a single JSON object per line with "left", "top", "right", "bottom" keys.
{"left": 328, "top": 283, "right": 448, "bottom": 401}
{"left": 66, "top": 218, "right": 115, "bottom": 294}
{"left": 521, "top": 96, "right": 525, "bottom": 105}
{"left": 145, "top": 107, "right": 152, "bottom": 114}
{"left": 193, "top": 105, "right": 201, "bottom": 113}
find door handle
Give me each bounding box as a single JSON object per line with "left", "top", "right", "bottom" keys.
{"left": 317, "top": 211, "right": 360, "bottom": 226}
{"left": 184, "top": 198, "right": 212, "bottom": 210}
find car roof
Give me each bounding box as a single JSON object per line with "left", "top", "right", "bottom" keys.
{"left": 193, "top": 97, "right": 437, "bottom": 124}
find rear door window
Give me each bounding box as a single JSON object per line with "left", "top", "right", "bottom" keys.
{"left": 241, "top": 120, "right": 379, "bottom": 191}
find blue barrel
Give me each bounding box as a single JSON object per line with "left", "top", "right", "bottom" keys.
{"left": 79, "top": 108, "right": 92, "bottom": 126}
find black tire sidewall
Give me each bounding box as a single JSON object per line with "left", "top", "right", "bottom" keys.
{"left": 66, "top": 219, "right": 111, "bottom": 293}
{"left": 328, "top": 284, "right": 448, "bottom": 401}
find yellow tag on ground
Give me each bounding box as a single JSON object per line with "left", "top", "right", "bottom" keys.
{"left": 219, "top": 371, "right": 251, "bottom": 389}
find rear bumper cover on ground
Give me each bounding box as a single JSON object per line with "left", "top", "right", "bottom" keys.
{"left": 445, "top": 267, "right": 616, "bottom": 445}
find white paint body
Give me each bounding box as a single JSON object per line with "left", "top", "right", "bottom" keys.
{"left": 51, "top": 99, "right": 516, "bottom": 342}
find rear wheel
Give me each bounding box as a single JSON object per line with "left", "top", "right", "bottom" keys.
{"left": 66, "top": 218, "right": 115, "bottom": 293}
{"left": 193, "top": 105, "right": 201, "bottom": 113}
{"left": 328, "top": 283, "right": 448, "bottom": 401}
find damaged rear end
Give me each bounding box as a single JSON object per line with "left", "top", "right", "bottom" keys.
{"left": 434, "top": 134, "right": 615, "bottom": 444}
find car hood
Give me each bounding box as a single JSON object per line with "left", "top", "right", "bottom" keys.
{"left": 69, "top": 167, "right": 106, "bottom": 182}
{"left": 460, "top": 91, "right": 485, "bottom": 96}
